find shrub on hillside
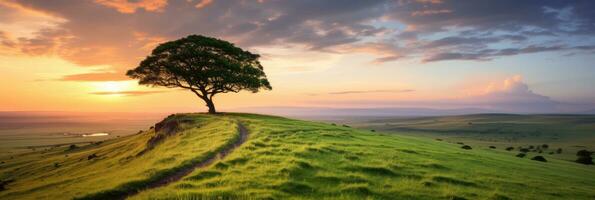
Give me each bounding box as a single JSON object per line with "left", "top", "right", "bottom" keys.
{"left": 505, "top": 147, "right": 514, "bottom": 151}
{"left": 556, "top": 148, "right": 562, "bottom": 154}
{"left": 516, "top": 153, "right": 526, "bottom": 158}
{"left": 575, "top": 150, "right": 593, "bottom": 165}
{"left": 0, "top": 179, "right": 15, "bottom": 191}
{"left": 541, "top": 144, "right": 549, "bottom": 149}
{"left": 461, "top": 145, "right": 472, "bottom": 150}
{"left": 531, "top": 156, "right": 547, "bottom": 162}
{"left": 519, "top": 148, "right": 530, "bottom": 153}
{"left": 87, "top": 153, "right": 98, "bottom": 160}
{"left": 489, "top": 146, "right": 496, "bottom": 149}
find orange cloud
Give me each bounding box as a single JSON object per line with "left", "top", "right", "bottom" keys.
{"left": 411, "top": 9, "right": 451, "bottom": 16}
{"left": 89, "top": 90, "right": 166, "bottom": 96}
{"left": 94, "top": 0, "right": 168, "bottom": 13}
{"left": 61, "top": 72, "right": 129, "bottom": 82}
{"left": 195, "top": 0, "right": 213, "bottom": 9}
{"left": 132, "top": 32, "right": 167, "bottom": 51}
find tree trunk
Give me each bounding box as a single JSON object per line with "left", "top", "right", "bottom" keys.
{"left": 204, "top": 98, "right": 216, "bottom": 114}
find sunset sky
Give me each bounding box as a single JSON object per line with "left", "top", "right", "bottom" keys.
{"left": 1, "top": 0, "right": 595, "bottom": 114}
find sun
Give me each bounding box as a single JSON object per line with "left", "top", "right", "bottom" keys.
{"left": 92, "top": 81, "right": 133, "bottom": 96}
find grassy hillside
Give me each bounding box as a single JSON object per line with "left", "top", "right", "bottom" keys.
{"left": 347, "top": 114, "right": 595, "bottom": 161}
{"left": 2, "top": 113, "right": 595, "bottom": 199}
{"left": 0, "top": 112, "right": 165, "bottom": 156}
{"left": 0, "top": 114, "right": 238, "bottom": 199}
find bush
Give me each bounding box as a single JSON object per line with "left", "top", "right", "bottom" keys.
{"left": 489, "top": 146, "right": 496, "bottom": 149}
{"left": 576, "top": 157, "right": 594, "bottom": 165}
{"left": 575, "top": 150, "right": 593, "bottom": 165}
{"left": 88, "top": 153, "right": 98, "bottom": 160}
{"left": 0, "top": 179, "right": 15, "bottom": 191}
{"left": 541, "top": 144, "right": 549, "bottom": 149}
{"left": 516, "top": 153, "right": 526, "bottom": 158}
{"left": 461, "top": 145, "right": 472, "bottom": 150}
{"left": 531, "top": 156, "right": 547, "bottom": 162}
{"left": 519, "top": 148, "right": 530, "bottom": 153}
{"left": 556, "top": 148, "right": 562, "bottom": 154}
{"left": 505, "top": 147, "right": 514, "bottom": 151}
{"left": 68, "top": 144, "right": 77, "bottom": 150}
{"left": 576, "top": 150, "right": 592, "bottom": 157}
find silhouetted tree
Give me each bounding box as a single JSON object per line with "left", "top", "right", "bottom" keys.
{"left": 127, "top": 35, "right": 272, "bottom": 114}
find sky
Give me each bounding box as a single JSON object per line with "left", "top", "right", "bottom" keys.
{"left": 1, "top": 0, "right": 595, "bottom": 114}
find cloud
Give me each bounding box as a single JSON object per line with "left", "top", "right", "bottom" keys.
{"left": 194, "top": 0, "right": 213, "bottom": 9}
{"left": 458, "top": 75, "right": 559, "bottom": 113}
{"left": 1, "top": 0, "right": 595, "bottom": 74}
{"left": 60, "top": 72, "right": 129, "bottom": 81}
{"left": 94, "top": 0, "right": 168, "bottom": 13}
{"left": 298, "top": 76, "right": 563, "bottom": 113}
{"left": 328, "top": 89, "right": 414, "bottom": 95}
{"left": 89, "top": 90, "right": 166, "bottom": 96}
{"left": 423, "top": 44, "right": 595, "bottom": 62}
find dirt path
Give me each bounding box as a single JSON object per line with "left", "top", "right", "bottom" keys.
{"left": 119, "top": 122, "right": 249, "bottom": 199}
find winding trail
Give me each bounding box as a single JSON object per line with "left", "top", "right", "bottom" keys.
{"left": 119, "top": 122, "right": 249, "bottom": 200}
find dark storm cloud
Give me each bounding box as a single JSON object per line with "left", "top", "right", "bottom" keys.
{"left": 3, "top": 0, "right": 595, "bottom": 80}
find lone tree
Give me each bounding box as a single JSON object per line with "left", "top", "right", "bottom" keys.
{"left": 127, "top": 35, "right": 272, "bottom": 113}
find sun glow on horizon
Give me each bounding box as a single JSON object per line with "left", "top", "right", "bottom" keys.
{"left": 91, "top": 81, "right": 135, "bottom": 97}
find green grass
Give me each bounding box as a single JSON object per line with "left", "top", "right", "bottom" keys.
{"left": 348, "top": 114, "right": 595, "bottom": 161}
{"left": 0, "top": 114, "right": 238, "bottom": 199}
{"left": 2, "top": 113, "right": 595, "bottom": 199}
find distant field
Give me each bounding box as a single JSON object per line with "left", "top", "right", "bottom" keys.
{"left": 340, "top": 114, "right": 595, "bottom": 161}
{"left": 1, "top": 113, "right": 594, "bottom": 199}
{"left": 0, "top": 112, "right": 166, "bottom": 155}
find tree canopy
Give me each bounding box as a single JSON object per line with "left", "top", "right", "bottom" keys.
{"left": 126, "top": 35, "right": 272, "bottom": 113}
